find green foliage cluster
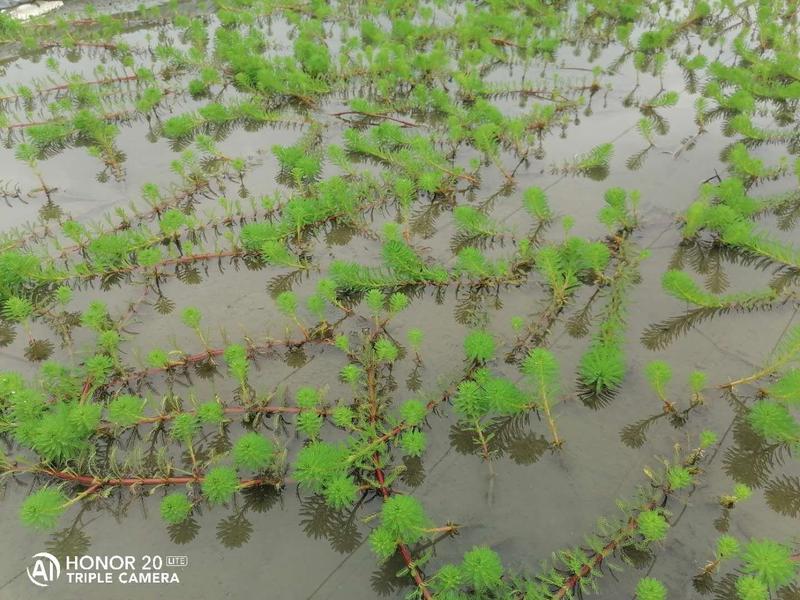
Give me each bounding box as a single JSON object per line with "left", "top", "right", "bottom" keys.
{"left": 293, "top": 441, "right": 358, "bottom": 509}
{"left": 682, "top": 176, "right": 800, "bottom": 269}
{"left": 241, "top": 175, "right": 376, "bottom": 253}
{"left": 20, "top": 487, "right": 68, "bottom": 530}
{"left": 160, "top": 493, "right": 192, "bottom": 525}
{"left": 2, "top": 2, "right": 800, "bottom": 599}
{"left": 453, "top": 368, "right": 526, "bottom": 421}
{"left": 535, "top": 236, "right": 611, "bottom": 304}
{"left": 330, "top": 239, "right": 449, "bottom": 291}
{"left": 637, "top": 509, "right": 669, "bottom": 542}
{"left": 661, "top": 270, "right": 776, "bottom": 308}
{"left": 635, "top": 577, "right": 667, "bottom": 600}
{"left": 369, "top": 495, "right": 430, "bottom": 561}
{"left": 573, "top": 189, "right": 643, "bottom": 395}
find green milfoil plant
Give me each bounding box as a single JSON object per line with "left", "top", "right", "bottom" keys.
{"left": 1, "top": 2, "right": 799, "bottom": 599}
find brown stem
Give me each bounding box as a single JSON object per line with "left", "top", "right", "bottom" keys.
{"left": 107, "top": 315, "right": 348, "bottom": 389}
{"left": 108, "top": 403, "right": 330, "bottom": 429}
{"left": 506, "top": 294, "right": 566, "bottom": 362}
{"left": 490, "top": 37, "right": 522, "bottom": 48}
{"left": 28, "top": 467, "right": 283, "bottom": 490}
{"left": 552, "top": 499, "right": 658, "bottom": 600}
{"left": 56, "top": 195, "right": 388, "bottom": 285}
{"left": 0, "top": 74, "right": 139, "bottom": 102}
{"left": 54, "top": 177, "right": 225, "bottom": 259}
{"left": 39, "top": 41, "right": 120, "bottom": 50}
{"left": 373, "top": 467, "right": 432, "bottom": 600}
{"left": 364, "top": 341, "right": 432, "bottom": 600}
{"left": 552, "top": 444, "right": 703, "bottom": 598}
{"left": 329, "top": 110, "right": 419, "bottom": 128}
{"left": 7, "top": 110, "right": 132, "bottom": 130}
{"left": 365, "top": 361, "right": 480, "bottom": 453}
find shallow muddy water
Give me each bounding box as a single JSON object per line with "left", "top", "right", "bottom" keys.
{"left": 0, "top": 2, "right": 798, "bottom": 599}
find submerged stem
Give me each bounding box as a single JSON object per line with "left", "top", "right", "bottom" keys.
{"left": 540, "top": 386, "right": 561, "bottom": 448}
{"left": 473, "top": 418, "right": 496, "bottom": 505}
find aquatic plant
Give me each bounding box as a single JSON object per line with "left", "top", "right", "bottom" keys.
{"left": 740, "top": 539, "right": 798, "bottom": 591}
{"left": 554, "top": 142, "right": 615, "bottom": 179}
{"left": 521, "top": 348, "right": 562, "bottom": 446}
{"left": 0, "top": 1, "right": 798, "bottom": 599}
{"left": 635, "top": 577, "right": 667, "bottom": 600}
{"left": 577, "top": 193, "right": 642, "bottom": 396}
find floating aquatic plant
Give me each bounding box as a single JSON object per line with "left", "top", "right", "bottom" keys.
{"left": 635, "top": 577, "right": 667, "bottom": 600}
{"left": 0, "top": 1, "right": 798, "bottom": 599}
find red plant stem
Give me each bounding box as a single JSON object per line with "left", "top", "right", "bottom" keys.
{"left": 6, "top": 110, "right": 132, "bottom": 130}
{"left": 552, "top": 435, "right": 695, "bottom": 600}
{"left": 54, "top": 177, "right": 248, "bottom": 259}
{"left": 36, "top": 192, "right": 426, "bottom": 301}
{"left": 5, "top": 133, "right": 217, "bottom": 258}
{"left": 0, "top": 74, "right": 140, "bottom": 102}
{"left": 116, "top": 403, "right": 329, "bottom": 428}
{"left": 35, "top": 467, "right": 283, "bottom": 490}
{"left": 79, "top": 377, "right": 92, "bottom": 401}
{"left": 551, "top": 499, "right": 658, "bottom": 600}
{"left": 59, "top": 194, "right": 388, "bottom": 284}
{"left": 373, "top": 465, "right": 432, "bottom": 600}
{"left": 29, "top": 18, "right": 100, "bottom": 27}
{"left": 91, "top": 249, "right": 246, "bottom": 276}
{"left": 39, "top": 41, "right": 120, "bottom": 51}
{"left": 329, "top": 110, "right": 419, "bottom": 128}
{"left": 82, "top": 482, "right": 103, "bottom": 496}
{"left": 365, "top": 357, "right": 432, "bottom": 600}
{"left": 368, "top": 362, "right": 478, "bottom": 450}
{"left": 107, "top": 319, "right": 347, "bottom": 389}
{"left": 490, "top": 37, "right": 522, "bottom": 48}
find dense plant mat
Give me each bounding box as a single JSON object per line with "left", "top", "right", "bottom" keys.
{"left": 0, "top": 0, "right": 799, "bottom": 598}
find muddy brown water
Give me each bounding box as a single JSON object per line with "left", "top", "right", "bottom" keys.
{"left": 0, "top": 5, "right": 798, "bottom": 600}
